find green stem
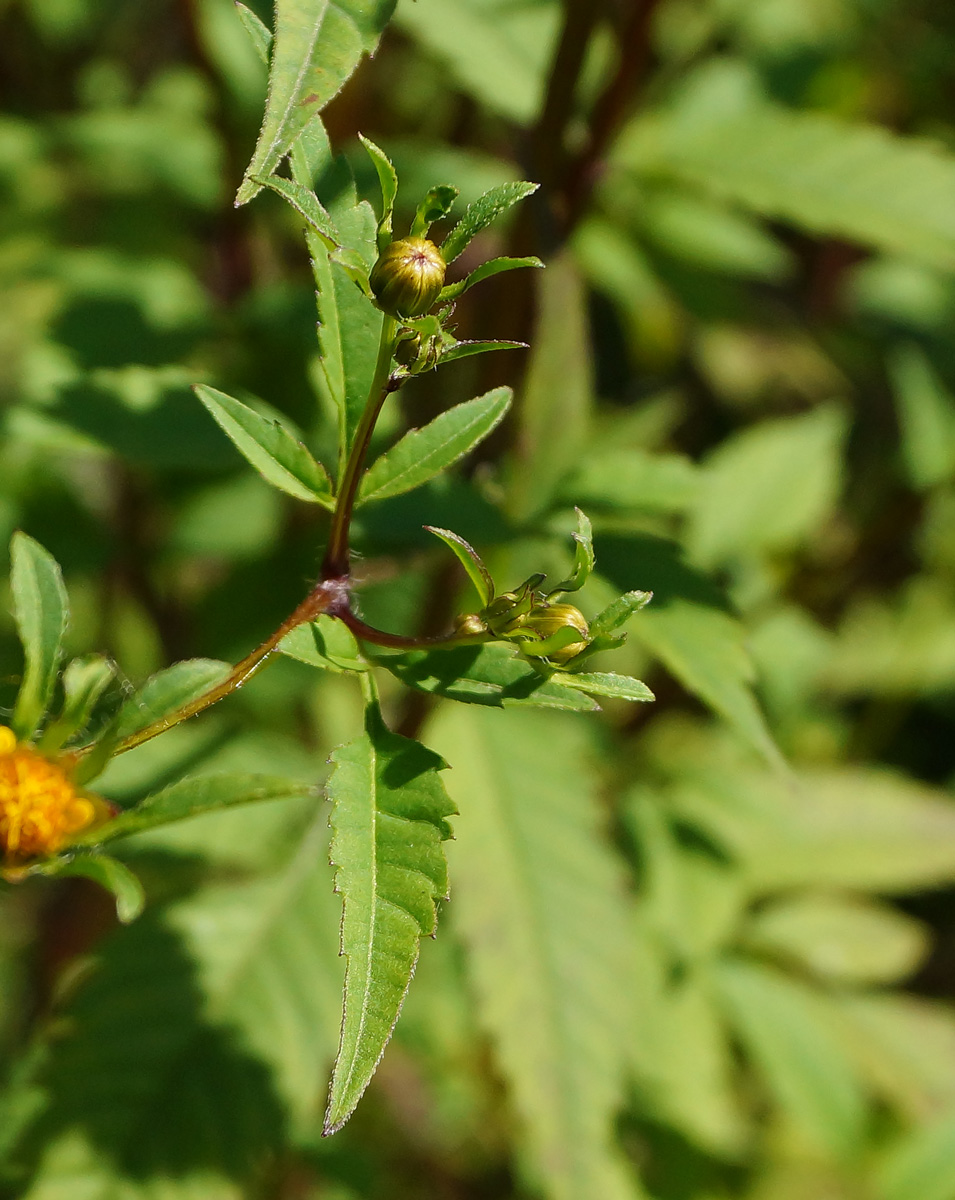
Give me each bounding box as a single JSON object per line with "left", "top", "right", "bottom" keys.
{"left": 323, "top": 316, "right": 398, "bottom": 577}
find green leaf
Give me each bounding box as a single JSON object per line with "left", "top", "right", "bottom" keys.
{"left": 590, "top": 590, "right": 653, "bottom": 636}
{"left": 10, "top": 532, "right": 69, "bottom": 741}
{"left": 687, "top": 404, "right": 848, "bottom": 566}
{"left": 38, "top": 655, "right": 116, "bottom": 752}
{"left": 618, "top": 59, "right": 955, "bottom": 269}
{"left": 359, "top": 387, "right": 512, "bottom": 504}
{"left": 744, "top": 894, "right": 928, "bottom": 985}
{"left": 194, "top": 384, "right": 334, "bottom": 506}
{"left": 877, "top": 1109, "right": 955, "bottom": 1200}
{"left": 437, "top": 337, "right": 528, "bottom": 364}
{"left": 550, "top": 508, "right": 594, "bottom": 594}
{"left": 236, "top": 0, "right": 398, "bottom": 205}
{"left": 359, "top": 133, "right": 398, "bottom": 249}
{"left": 235, "top": 2, "right": 272, "bottom": 64}
{"left": 507, "top": 252, "right": 593, "bottom": 521}
{"left": 278, "top": 615, "right": 367, "bottom": 672}
{"left": 410, "top": 184, "right": 459, "bottom": 238}
{"left": 324, "top": 700, "right": 455, "bottom": 1133}
{"left": 254, "top": 172, "right": 344, "bottom": 251}
{"left": 114, "top": 659, "right": 231, "bottom": 743}
{"left": 889, "top": 344, "right": 955, "bottom": 490}
{"left": 561, "top": 448, "right": 699, "bottom": 515}
{"left": 437, "top": 254, "right": 543, "bottom": 303}
{"left": 440, "top": 181, "right": 539, "bottom": 264}
{"left": 555, "top": 672, "right": 655, "bottom": 703}
{"left": 715, "top": 958, "right": 867, "bottom": 1160}
{"left": 47, "top": 854, "right": 145, "bottom": 923}
{"left": 426, "top": 706, "right": 642, "bottom": 1200}
{"left": 13, "top": 809, "right": 342, "bottom": 1194}
{"left": 424, "top": 526, "right": 494, "bottom": 607}
{"left": 375, "top": 642, "right": 599, "bottom": 712}
{"left": 83, "top": 773, "right": 316, "bottom": 844}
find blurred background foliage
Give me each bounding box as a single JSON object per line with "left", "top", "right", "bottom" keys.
{"left": 4, "top": 0, "right": 955, "bottom": 1198}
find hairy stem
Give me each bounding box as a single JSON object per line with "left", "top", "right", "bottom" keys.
{"left": 323, "top": 316, "right": 398, "bottom": 577}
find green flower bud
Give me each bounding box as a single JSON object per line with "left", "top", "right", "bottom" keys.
{"left": 370, "top": 237, "right": 446, "bottom": 318}
{"left": 524, "top": 603, "right": 590, "bottom": 665}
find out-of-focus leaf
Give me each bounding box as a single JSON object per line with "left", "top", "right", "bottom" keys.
{"left": 619, "top": 59, "right": 955, "bottom": 269}
{"left": 876, "top": 1108, "right": 955, "bottom": 1200}
{"left": 375, "top": 643, "right": 599, "bottom": 712}
{"left": 236, "top": 0, "right": 397, "bottom": 204}
{"left": 38, "top": 655, "right": 115, "bottom": 753}
{"left": 716, "top": 958, "right": 867, "bottom": 1160}
{"left": 114, "top": 659, "right": 231, "bottom": 743}
{"left": 889, "top": 344, "right": 955, "bottom": 490}
{"left": 10, "top": 532, "right": 69, "bottom": 741}
{"left": 427, "top": 705, "right": 642, "bottom": 1200}
{"left": 744, "top": 894, "right": 928, "bottom": 985}
{"left": 508, "top": 252, "right": 593, "bottom": 521}
{"left": 561, "top": 448, "right": 699, "bottom": 514}
{"left": 195, "top": 384, "right": 334, "bottom": 505}
{"left": 47, "top": 854, "right": 145, "bottom": 923}
{"left": 687, "top": 404, "right": 848, "bottom": 566}
{"left": 359, "top": 388, "right": 511, "bottom": 503}
{"left": 324, "top": 701, "right": 454, "bottom": 1133}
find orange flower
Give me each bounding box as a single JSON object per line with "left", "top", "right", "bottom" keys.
{"left": 0, "top": 727, "right": 106, "bottom": 864}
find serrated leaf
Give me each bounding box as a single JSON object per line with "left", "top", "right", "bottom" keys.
{"left": 236, "top": 0, "right": 398, "bottom": 205}
{"left": 324, "top": 701, "right": 455, "bottom": 1133}
{"left": 48, "top": 854, "right": 145, "bottom": 923}
{"left": 84, "top": 772, "right": 316, "bottom": 843}
{"left": 255, "top": 173, "right": 344, "bottom": 251}
{"left": 426, "top": 705, "right": 642, "bottom": 1200}
{"left": 440, "top": 181, "right": 538, "bottom": 263}
{"left": 590, "top": 591, "right": 653, "bottom": 636}
{"left": 359, "top": 387, "right": 511, "bottom": 504}
{"left": 555, "top": 672, "right": 654, "bottom": 703}
{"left": 114, "top": 659, "right": 231, "bottom": 743}
{"left": 10, "top": 532, "right": 69, "bottom": 741}
{"left": 195, "top": 384, "right": 334, "bottom": 505}
{"left": 235, "top": 2, "right": 272, "bottom": 64}
{"left": 715, "top": 958, "right": 867, "bottom": 1160}
{"left": 375, "top": 642, "right": 599, "bottom": 712}
{"left": 438, "top": 254, "right": 543, "bottom": 303}
{"left": 424, "top": 526, "right": 494, "bottom": 607}
{"left": 618, "top": 58, "right": 955, "bottom": 269}
{"left": 359, "top": 133, "right": 398, "bottom": 249}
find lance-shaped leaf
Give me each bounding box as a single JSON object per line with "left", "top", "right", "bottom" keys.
{"left": 83, "top": 772, "right": 317, "bottom": 843}
{"left": 44, "top": 854, "right": 145, "bottom": 924}
{"left": 438, "top": 338, "right": 528, "bottom": 365}
{"left": 235, "top": 2, "right": 272, "bottom": 63}
{"left": 195, "top": 385, "right": 334, "bottom": 506}
{"left": 549, "top": 507, "right": 594, "bottom": 595}
{"left": 10, "top": 532, "right": 69, "bottom": 741}
{"left": 38, "top": 655, "right": 116, "bottom": 753}
{"left": 440, "top": 181, "right": 539, "bottom": 263}
{"left": 410, "top": 184, "right": 459, "bottom": 238}
{"left": 255, "top": 174, "right": 344, "bottom": 252}
{"left": 236, "top": 0, "right": 398, "bottom": 205}
{"left": 360, "top": 134, "right": 398, "bottom": 250}
{"left": 375, "top": 643, "right": 599, "bottom": 712}
{"left": 324, "top": 701, "right": 455, "bottom": 1133}
{"left": 359, "top": 388, "right": 512, "bottom": 504}
{"left": 438, "top": 255, "right": 543, "bottom": 303}
{"left": 553, "top": 672, "right": 655, "bottom": 703}
{"left": 114, "top": 658, "right": 232, "bottom": 743}
{"left": 590, "top": 590, "right": 653, "bottom": 636}
{"left": 424, "top": 526, "right": 494, "bottom": 607}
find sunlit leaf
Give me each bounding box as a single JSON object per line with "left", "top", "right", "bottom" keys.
{"left": 10, "top": 533, "right": 68, "bottom": 741}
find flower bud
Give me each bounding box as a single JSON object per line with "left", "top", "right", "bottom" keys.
{"left": 524, "top": 603, "right": 590, "bottom": 665}
{"left": 370, "top": 237, "right": 446, "bottom": 318}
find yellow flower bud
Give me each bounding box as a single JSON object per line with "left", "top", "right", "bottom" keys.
{"left": 0, "top": 726, "right": 110, "bottom": 865}
{"left": 524, "top": 603, "right": 590, "bottom": 665}
{"left": 370, "top": 237, "right": 446, "bottom": 318}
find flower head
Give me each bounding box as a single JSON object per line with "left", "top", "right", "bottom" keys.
{"left": 370, "top": 237, "right": 446, "bottom": 318}
{"left": 0, "top": 727, "right": 105, "bottom": 864}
